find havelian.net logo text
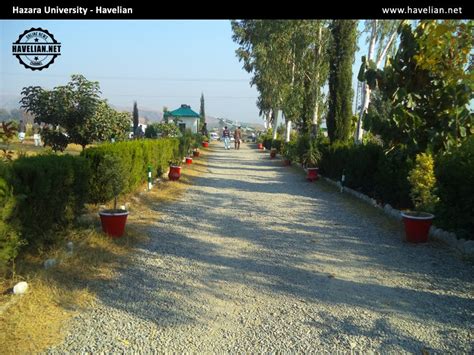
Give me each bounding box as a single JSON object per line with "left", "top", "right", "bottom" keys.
{"left": 12, "top": 28, "right": 61, "bottom": 71}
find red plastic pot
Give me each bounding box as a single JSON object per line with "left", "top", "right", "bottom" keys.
{"left": 168, "top": 165, "right": 181, "bottom": 181}
{"left": 186, "top": 157, "right": 193, "bottom": 165}
{"left": 202, "top": 141, "right": 209, "bottom": 148}
{"left": 257, "top": 143, "right": 263, "bottom": 149}
{"left": 270, "top": 149, "right": 277, "bottom": 159}
{"left": 307, "top": 167, "right": 319, "bottom": 182}
{"left": 193, "top": 150, "right": 200, "bottom": 157}
{"left": 99, "top": 210, "right": 129, "bottom": 238}
{"left": 401, "top": 212, "right": 434, "bottom": 243}
{"left": 283, "top": 159, "right": 291, "bottom": 166}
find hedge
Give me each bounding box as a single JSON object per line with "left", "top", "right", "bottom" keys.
{"left": 0, "top": 138, "right": 180, "bottom": 273}
{"left": 435, "top": 137, "right": 474, "bottom": 240}
{"left": 11, "top": 154, "right": 90, "bottom": 246}
{"left": 319, "top": 142, "right": 413, "bottom": 208}
{"left": 82, "top": 138, "right": 179, "bottom": 204}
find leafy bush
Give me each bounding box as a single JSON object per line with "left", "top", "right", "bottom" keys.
{"left": 145, "top": 122, "right": 180, "bottom": 139}
{"left": 0, "top": 163, "right": 21, "bottom": 275}
{"left": 11, "top": 154, "right": 90, "bottom": 246}
{"left": 407, "top": 153, "right": 439, "bottom": 213}
{"left": 83, "top": 138, "right": 179, "bottom": 204}
{"left": 435, "top": 137, "right": 474, "bottom": 239}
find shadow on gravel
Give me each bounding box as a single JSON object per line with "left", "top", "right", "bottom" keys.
{"left": 93, "top": 144, "right": 473, "bottom": 342}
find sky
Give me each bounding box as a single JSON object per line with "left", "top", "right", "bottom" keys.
{"left": 1, "top": 20, "right": 368, "bottom": 124}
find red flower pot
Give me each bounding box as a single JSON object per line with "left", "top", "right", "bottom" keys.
{"left": 99, "top": 210, "right": 129, "bottom": 238}
{"left": 193, "top": 150, "right": 200, "bottom": 157}
{"left": 401, "top": 212, "right": 434, "bottom": 243}
{"left": 270, "top": 150, "right": 277, "bottom": 159}
{"left": 202, "top": 141, "right": 209, "bottom": 148}
{"left": 186, "top": 157, "right": 192, "bottom": 165}
{"left": 283, "top": 159, "right": 291, "bottom": 166}
{"left": 307, "top": 167, "right": 319, "bottom": 181}
{"left": 168, "top": 165, "right": 181, "bottom": 181}
{"left": 257, "top": 143, "right": 263, "bottom": 149}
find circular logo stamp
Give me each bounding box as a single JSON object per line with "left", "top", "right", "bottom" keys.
{"left": 12, "top": 28, "right": 61, "bottom": 71}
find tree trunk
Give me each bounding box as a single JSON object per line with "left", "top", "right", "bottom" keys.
{"left": 313, "top": 25, "right": 322, "bottom": 128}
{"left": 285, "top": 119, "right": 292, "bottom": 142}
{"left": 355, "top": 20, "right": 377, "bottom": 143}
{"left": 272, "top": 109, "right": 279, "bottom": 141}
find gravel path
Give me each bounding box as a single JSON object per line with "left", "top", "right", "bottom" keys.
{"left": 48, "top": 143, "right": 473, "bottom": 353}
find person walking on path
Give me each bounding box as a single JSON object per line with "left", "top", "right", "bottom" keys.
{"left": 234, "top": 126, "right": 242, "bottom": 150}
{"left": 32, "top": 122, "right": 42, "bottom": 146}
{"left": 222, "top": 126, "right": 231, "bottom": 150}
{"left": 18, "top": 119, "right": 26, "bottom": 143}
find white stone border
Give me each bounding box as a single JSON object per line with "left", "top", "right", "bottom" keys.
{"left": 319, "top": 175, "right": 473, "bottom": 258}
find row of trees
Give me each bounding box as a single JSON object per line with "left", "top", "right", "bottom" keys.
{"left": 232, "top": 20, "right": 472, "bottom": 156}
{"left": 20, "top": 74, "right": 131, "bottom": 151}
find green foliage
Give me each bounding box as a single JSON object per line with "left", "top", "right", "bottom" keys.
{"left": 1, "top": 121, "right": 18, "bottom": 162}
{"left": 145, "top": 122, "right": 180, "bottom": 138}
{"left": 11, "top": 155, "right": 90, "bottom": 247}
{"left": 20, "top": 75, "right": 130, "bottom": 150}
{"left": 407, "top": 153, "right": 439, "bottom": 213}
{"left": 302, "top": 140, "right": 321, "bottom": 168}
{"left": 282, "top": 140, "right": 297, "bottom": 161}
{"left": 20, "top": 74, "right": 101, "bottom": 150}
{"left": 361, "top": 21, "right": 473, "bottom": 154}
{"left": 82, "top": 138, "right": 179, "bottom": 204}
{"left": 435, "top": 137, "right": 474, "bottom": 239}
{"left": 199, "top": 93, "right": 206, "bottom": 128}
{"left": 0, "top": 163, "right": 22, "bottom": 275}
{"left": 319, "top": 142, "right": 413, "bottom": 208}
{"left": 133, "top": 101, "right": 139, "bottom": 134}
{"left": 327, "top": 20, "right": 358, "bottom": 143}
{"left": 41, "top": 129, "right": 69, "bottom": 152}
{"left": 178, "top": 129, "right": 195, "bottom": 157}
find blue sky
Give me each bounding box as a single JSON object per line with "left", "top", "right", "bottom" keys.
{"left": 1, "top": 20, "right": 367, "bottom": 124}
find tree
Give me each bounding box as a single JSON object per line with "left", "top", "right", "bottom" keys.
{"left": 199, "top": 93, "right": 206, "bottom": 129}
{"left": 20, "top": 74, "right": 101, "bottom": 151}
{"left": 133, "top": 101, "right": 139, "bottom": 135}
{"left": 327, "top": 20, "right": 358, "bottom": 143}
{"left": 363, "top": 21, "right": 473, "bottom": 154}
{"left": 355, "top": 20, "right": 400, "bottom": 142}
{"left": 73, "top": 101, "right": 131, "bottom": 148}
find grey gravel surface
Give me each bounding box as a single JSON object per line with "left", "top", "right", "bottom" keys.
{"left": 48, "top": 143, "right": 474, "bottom": 354}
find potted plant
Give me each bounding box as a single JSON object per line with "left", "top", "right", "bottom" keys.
{"left": 401, "top": 153, "right": 438, "bottom": 243}
{"left": 192, "top": 147, "right": 200, "bottom": 157}
{"left": 201, "top": 134, "right": 209, "bottom": 148}
{"left": 98, "top": 154, "right": 129, "bottom": 238}
{"left": 256, "top": 136, "right": 263, "bottom": 150}
{"left": 302, "top": 141, "right": 321, "bottom": 182}
{"left": 185, "top": 156, "right": 193, "bottom": 165}
{"left": 168, "top": 158, "right": 182, "bottom": 181}
{"left": 282, "top": 142, "right": 295, "bottom": 166}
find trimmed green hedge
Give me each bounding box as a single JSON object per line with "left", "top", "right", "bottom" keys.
{"left": 12, "top": 154, "right": 90, "bottom": 246}
{"left": 82, "top": 138, "right": 179, "bottom": 204}
{"left": 0, "top": 138, "right": 180, "bottom": 273}
{"left": 435, "top": 137, "right": 474, "bottom": 240}
{"left": 319, "top": 142, "right": 413, "bottom": 208}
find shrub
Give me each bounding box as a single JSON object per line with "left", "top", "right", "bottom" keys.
{"left": 0, "top": 163, "right": 21, "bottom": 275}
{"left": 435, "top": 137, "right": 474, "bottom": 239}
{"left": 407, "top": 153, "right": 439, "bottom": 213}
{"left": 83, "top": 138, "right": 179, "bottom": 204}
{"left": 11, "top": 154, "right": 90, "bottom": 246}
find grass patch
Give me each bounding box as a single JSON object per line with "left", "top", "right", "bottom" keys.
{"left": 0, "top": 149, "right": 208, "bottom": 354}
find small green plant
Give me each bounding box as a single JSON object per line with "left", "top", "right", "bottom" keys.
{"left": 407, "top": 152, "right": 439, "bottom": 214}
{"left": 98, "top": 154, "right": 126, "bottom": 211}
{"left": 0, "top": 121, "right": 17, "bottom": 162}
{"left": 169, "top": 158, "right": 182, "bottom": 167}
{"left": 282, "top": 142, "right": 296, "bottom": 161}
{"left": 302, "top": 141, "right": 322, "bottom": 168}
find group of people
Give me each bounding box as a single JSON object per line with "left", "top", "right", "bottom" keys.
{"left": 17, "top": 120, "right": 43, "bottom": 147}
{"left": 222, "top": 126, "right": 242, "bottom": 150}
